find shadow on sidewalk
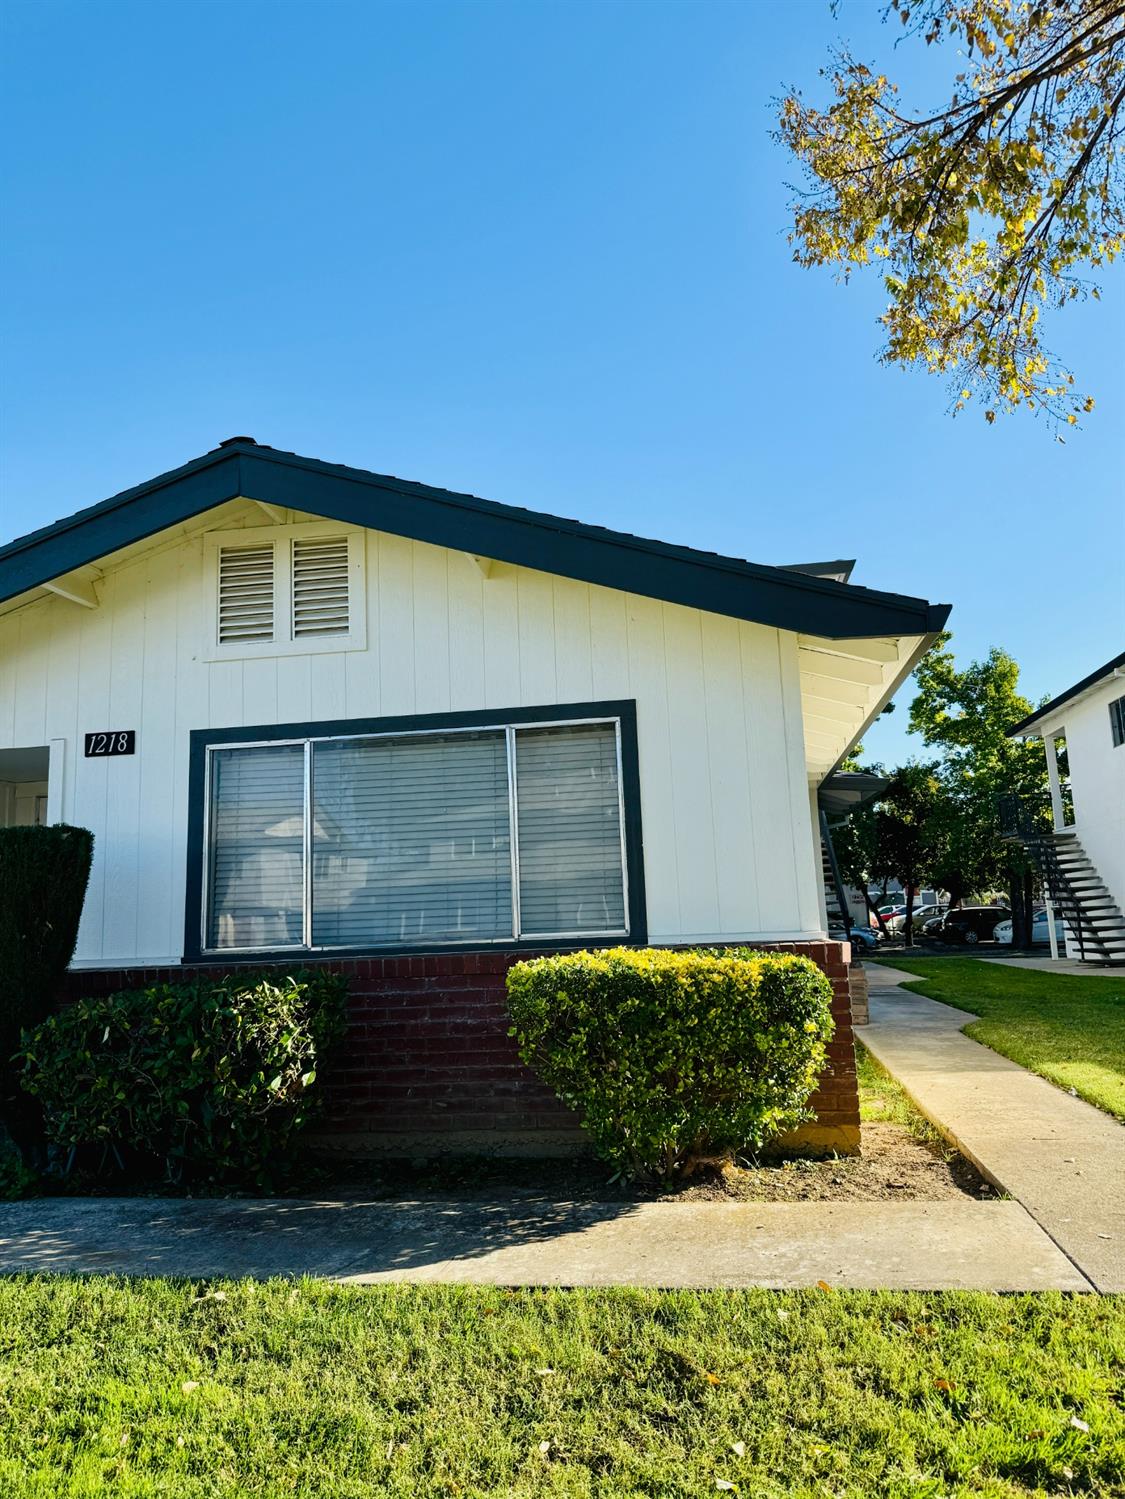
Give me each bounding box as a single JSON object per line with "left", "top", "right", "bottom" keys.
{"left": 0, "top": 1194, "right": 646, "bottom": 1280}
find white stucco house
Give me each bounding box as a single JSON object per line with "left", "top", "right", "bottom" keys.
{"left": 1008, "top": 651, "right": 1125, "bottom": 966}
{"left": 0, "top": 438, "right": 950, "bottom": 1149}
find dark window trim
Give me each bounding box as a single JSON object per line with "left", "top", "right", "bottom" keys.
{"left": 184, "top": 699, "right": 646, "bottom": 963}
{"left": 1111, "top": 694, "right": 1125, "bottom": 748}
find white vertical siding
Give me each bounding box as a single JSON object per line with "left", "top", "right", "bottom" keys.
{"left": 1057, "top": 679, "right": 1125, "bottom": 916}
{"left": 0, "top": 522, "right": 823, "bottom": 964}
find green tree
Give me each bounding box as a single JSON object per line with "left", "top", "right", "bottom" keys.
{"left": 875, "top": 763, "right": 949, "bottom": 944}
{"left": 778, "top": 0, "right": 1124, "bottom": 427}
{"left": 828, "top": 746, "right": 896, "bottom": 934}
{"left": 832, "top": 799, "right": 894, "bottom": 934}
{"left": 908, "top": 635, "right": 1050, "bottom": 942}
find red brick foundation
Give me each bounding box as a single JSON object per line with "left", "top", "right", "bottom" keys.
{"left": 60, "top": 940, "right": 859, "bottom": 1157}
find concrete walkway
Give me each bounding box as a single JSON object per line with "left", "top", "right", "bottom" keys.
{"left": 864, "top": 968, "right": 1125, "bottom": 1292}
{"left": 0, "top": 1195, "right": 1089, "bottom": 1290}
{"left": 981, "top": 955, "right": 1125, "bottom": 977}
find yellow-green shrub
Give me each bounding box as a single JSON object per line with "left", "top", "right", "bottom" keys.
{"left": 507, "top": 946, "right": 834, "bottom": 1181}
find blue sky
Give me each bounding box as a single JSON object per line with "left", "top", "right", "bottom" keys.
{"left": 1, "top": 0, "right": 1121, "bottom": 768}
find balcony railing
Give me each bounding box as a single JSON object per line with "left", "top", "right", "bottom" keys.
{"left": 997, "top": 792, "right": 1055, "bottom": 842}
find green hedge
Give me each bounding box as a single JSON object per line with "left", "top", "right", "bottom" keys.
{"left": 507, "top": 947, "right": 834, "bottom": 1181}
{"left": 0, "top": 824, "right": 94, "bottom": 1158}
{"left": 20, "top": 970, "right": 348, "bottom": 1187}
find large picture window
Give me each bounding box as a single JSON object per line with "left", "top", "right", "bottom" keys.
{"left": 195, "top": 708, "right": 637, "bottom": 954}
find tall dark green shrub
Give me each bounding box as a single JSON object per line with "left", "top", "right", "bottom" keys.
{"left": 0, "top": 825, "right": 94, "bottom": 1155}
{"left": 21, "top": 969, "right": 348, "bottom": 1187}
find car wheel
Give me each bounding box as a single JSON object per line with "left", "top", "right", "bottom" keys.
{"left": 964, "top": 930, "right": 979, "bottom": 945}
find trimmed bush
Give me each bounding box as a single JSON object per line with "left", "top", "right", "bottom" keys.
{"left": 0, "top": 824, "right": 94, "bottom": 1158}
{"left": 20, "top": 969, "right": 348, "bottom": 1187}
{"left": 507, "top": 946, "right": 834, "bottom": 1181}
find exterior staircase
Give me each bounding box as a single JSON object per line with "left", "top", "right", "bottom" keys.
{"left": 818, "top": 810, "right": 852, "bottom": 938}
{"left": 999, "top": 796, "right": 1125, "bottom": 965}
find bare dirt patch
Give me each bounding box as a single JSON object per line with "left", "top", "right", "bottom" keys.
{"left": 679, "top": 1123, "right": 991, "bottom": 1203}
{"left": 315, "top": 1120, "right": 991, "bottom": 1204}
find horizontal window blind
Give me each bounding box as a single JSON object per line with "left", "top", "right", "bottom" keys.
{"left": 515, "top": 723, "right": 625, "bottom": 935}
{"left": 292, "top": 536, "right": 350, "bottom": 637}
{"left": 217, "top": 544, "right": 275, "bottom": 643}
{"left": 203, "top": 717, "right": 630, "bottom": 951}
{"left": 311, "top": 731, "right": 513, "bottom": 946}
{"left": 208, "top": 744, "right": 304, "bottom": 949}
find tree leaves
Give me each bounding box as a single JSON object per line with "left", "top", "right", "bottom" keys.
{"left": 777, "top": 0, "right": 1124, "bottom": 429}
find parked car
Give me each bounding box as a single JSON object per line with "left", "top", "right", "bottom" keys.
{"left": 884, "top": 903, "right": 946, "bottom": 937}
{"left": 930, "top": 906, "right": 1012, "bottom": 945}
{"left": 993, "top": 910, "right": 1067, "bottom": 946}
{"left": 847, "top": 924, "right": 882, "bottom": 952}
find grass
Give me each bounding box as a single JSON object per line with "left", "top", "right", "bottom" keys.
{"left": 856, "top": 1041, "right": 954, "bottom": 1153}
{"left": 871, "top": 957, "right": 1125, "bottom": 1120}
{"left": 0, "top": 1278, "right": 1122, "bottom": 1497}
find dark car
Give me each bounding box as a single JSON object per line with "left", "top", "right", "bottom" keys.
{"left": 931, "top": 906, "right": 1011, "bottom": 945}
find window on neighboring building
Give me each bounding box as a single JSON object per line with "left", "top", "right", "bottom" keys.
{"left": 1111, "top": 694, "right": 1125, "bottom": 748}
{"left": 205, "top": 523, "right": 365, "bottom": 658}
{"left": 200, "top": 713, "right": 631, "bottom": 953}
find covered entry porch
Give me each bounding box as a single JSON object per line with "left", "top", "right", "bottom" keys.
{"left": 0, "top": 744, "right": 59, "bottom": 827}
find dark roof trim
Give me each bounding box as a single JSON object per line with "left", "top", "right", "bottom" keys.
{"left": 0, "top": 440, "right": 951, "bottom": 639}
{"left": 1009, "top": 649, "right": 1125, "bottom": 736}
{"left": 781, "top": 559, "right": 856, "bottom": 583}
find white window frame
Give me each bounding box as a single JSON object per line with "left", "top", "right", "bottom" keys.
{"left": 199, "top": 714, "right": 630, "bottom": 955}
{"left": 202, "top": 521, "right": 367, "bottom": 661}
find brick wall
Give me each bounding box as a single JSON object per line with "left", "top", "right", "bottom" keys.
{"left": 61, "top": 940, "right": 859, "bottom": 1157}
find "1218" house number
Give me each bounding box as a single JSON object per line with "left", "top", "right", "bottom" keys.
{"left": 84, "top": 730, "right": 136, "bottom": 757}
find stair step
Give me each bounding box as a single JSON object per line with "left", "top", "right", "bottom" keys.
{"left": 1052, "top": 905, "right": 1119, "bottom": 918}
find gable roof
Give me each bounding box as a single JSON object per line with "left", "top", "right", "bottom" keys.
{"left": 0, "top": 437, "right": 950, "bottom": 639}
{"left": 1009, "top": 649, "right": 1125, "bottom": 736}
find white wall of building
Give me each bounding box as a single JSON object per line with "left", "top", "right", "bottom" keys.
{"left": 0, "top": 513, "right": 825, "bottom": 965}
{"left": 1057, "top": 675, "right": 1125, "bottom": 913}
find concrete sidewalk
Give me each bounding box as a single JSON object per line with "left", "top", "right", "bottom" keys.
{"left": 981, "top": 955, "right": 1125, "bottom": 977}
{"left": 0, "top": 1194, "right": 1090, "bottom": 1290}
{"left": 863, "top": 970, "right": 1125, "bottom": 1292}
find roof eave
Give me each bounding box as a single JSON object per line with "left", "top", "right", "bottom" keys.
{"left": 1009, "top": 649, "right": 1125, "bottom": 736}
{"left": 0, "top": 440, "right": 951, "bottom": 641}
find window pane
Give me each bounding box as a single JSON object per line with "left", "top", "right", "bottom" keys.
{"left": 515, "top": 722, "right": 625, "bottom": 935}
{"left": 311, "top": 732, "right": 512, "bottom": 946}
{"left": 208, "top": 745, "right": 304, "bottom": 948}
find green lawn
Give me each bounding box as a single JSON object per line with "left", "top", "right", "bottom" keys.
{"left": 0, "top": 1279, "right": 1121, "bottom": 1497}
{"left": 857, "top": 1042, "right": 949, "bottom": 1145}
{"left": 871, "top": 958, "right": 1125, "bottom": 1120}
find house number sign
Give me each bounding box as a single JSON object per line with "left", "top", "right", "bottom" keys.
{"left": 84, "top": 730, "right": 136, "bottom": 757}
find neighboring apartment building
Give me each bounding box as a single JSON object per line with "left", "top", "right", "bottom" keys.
{"left": 1008, "top": 650, "right": 1125, "bottom": 966}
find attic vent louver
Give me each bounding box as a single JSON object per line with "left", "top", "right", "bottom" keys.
{"left": 292, "top": 536, "right": 350, "bottom": 637}
{"left": 217, "top": 544, "right": 275, "bottom": 643}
